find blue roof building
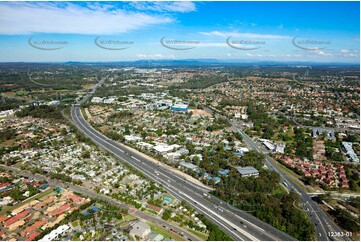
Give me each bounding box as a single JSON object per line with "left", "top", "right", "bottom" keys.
{"left": 170, "top": 104, "right": 188, "bottom": 112}
{"left": 218, "top": 169, "right": 230, "bottom": 176}
{"left": 213, "top": 177, "right": 221, "bottom": 184}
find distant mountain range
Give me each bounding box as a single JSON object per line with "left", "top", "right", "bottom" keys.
{"left": 0, "top": 59, "right": 359, "bottom": 68}
{"left": 63, "top": 59, "right": 360, "bottom": 67}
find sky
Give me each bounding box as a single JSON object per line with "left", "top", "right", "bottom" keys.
{"left": 0, "top": 1, "right": 359, "bottom": 63}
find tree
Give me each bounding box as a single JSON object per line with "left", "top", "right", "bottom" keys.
{"left": 162, "top": 209, "right": 172, "bottom": 220}
{"left": 81, "top": 150, "right": 90, "bottom": 159}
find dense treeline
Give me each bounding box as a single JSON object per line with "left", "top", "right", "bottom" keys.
{"left": 16, "top": 105, "right": 63, "bottom": 120}
{"left": 107, "top": 110, "right": 133, "bottom": 122}
{"left": 104, "top": 131, "right": 125, "bottom": 142}
{"left": 174, "top": 75, "right": 228, "bottom": 89}
{"left": 197, "top": 214, "right": 233, "bottom": 241}
{"left": 211, "top": 150, "right": 315, "bottom": 240}
{"left": 205, "top": 117, "right": 230, "bottom": 131}
{"left": 0, "top": 96, "right": 26, "bottom": 111}
{"left": 293, "top": 128, "right": 313, "bottom": 160}
{"left": 324, "top": 140, "right": 343, "bottom": 161}
{"left": 329, "top": 207, "right": 360, "bottom": 232}
{"left": 0, "top": 128, "right": 17, "bottom": 142}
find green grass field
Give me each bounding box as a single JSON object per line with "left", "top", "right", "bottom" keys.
{"left": 147, "top": 222, "right": 185, "bottom": 241}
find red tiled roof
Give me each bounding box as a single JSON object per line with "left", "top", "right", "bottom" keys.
{"left": 35, "top": 196, "right": 55, "bottom": 209}
{"left": 32, "top": 182, "right": 41, "bottom": 187}
{"left": 303, "top": 171, "right": 311, "bottom": 177}
{"left": 26, "top": 231, "right": 40, "bottom": 241}
{"left": 21, "top": 218, "right": 48, "bottom": 236}
{"left": 68, "top": 193, "right": 83, "bottom": 204}
{"left": 43, "top": 197, "right": 55, "bottom": 204}
{"left": 0, "top": 215, "right": 9, "bottom": 223}
{"left": 4, "top": 209, "right": 30, "bottom": 227}
{"left": 49, "top": 203, "right": 71, "bottom": 217}
{"left": 0, "top": 182, "right": 10, "bottom": 188}
{"left": 146, "top": 204, "right": 162, "bottom": 212}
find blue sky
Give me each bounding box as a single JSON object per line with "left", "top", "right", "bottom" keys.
{"left": 0, "top": 1, "right": 359, "bottom": 63}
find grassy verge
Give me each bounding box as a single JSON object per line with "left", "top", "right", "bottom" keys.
{"left": 123, "top": 214, "right": 137, "bottom": 221}
{"left": 273, "top": 159, "right": 313, "bottom": 192}
{"left": 187, "top": 228, "right": 208, "bottom": 241}
{"left": 147, "top": 222, "right": 185, "bottom": 241}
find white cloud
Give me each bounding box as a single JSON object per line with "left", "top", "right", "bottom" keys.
{"left": 199, "top": 31, "right": 290, "bottom": 39}
{"left": 198, "top": 42, "right": 227, "bottom": 47}
{"left": 0, "top": 2, "right": 173, "bottom": 35}
{"left": 131, "top": 1, "right": 196, "bottom": 13}
{"left": 246, "top": 53, "right": 263, "bottom": 57}
{"left": 340, "top": 49, "right": 349, "bottom": 53}
{"left": 136, "top": 53, "right": 175, "bottom": 59}
{"left": 314, "top": 50, "right": 333, "bottom": 56}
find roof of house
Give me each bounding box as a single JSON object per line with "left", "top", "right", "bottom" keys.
{"left": 218, "top": 169, "right": 230, "bottom": 175}
{"left": 146, "top": 204, "right": 162, "bottom": 213}
{"left": 179, "top": 162, "right": 199, "bottom": 170}
{"left": 4, "top": 209, "right": 30, "bottom": 227}
{"left": 21, "top": 218, "right": 48, "bottom": 236}
{"left": 26, "top": 231, "right": 40, "bottom": 241}
{"left": 0, "top": 182, "right": 10, "bottom": 188}
{"left": 68, "top": 193, "right": 83, "bottom": 204}
{"left": 49, "top": 203, "right": 71, "bottom": 217}
{"left": 0, "top": 215, "right": 9, "bottom": 223}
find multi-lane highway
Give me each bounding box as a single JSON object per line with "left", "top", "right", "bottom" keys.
{"left": 230, "top": 121, "right": 351, "bottom": 241}
{"left": 70, "top": 76, "right": 297, "bottom": 241}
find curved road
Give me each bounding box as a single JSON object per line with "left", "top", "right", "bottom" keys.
{"left": 230, "top": 121, "right": 351, "bottom": 241}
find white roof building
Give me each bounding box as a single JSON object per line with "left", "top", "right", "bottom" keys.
{"left": 153, "top": 144, "right": 180, "bottom": 153}
{"left": 342, "top": 142, "right": 359, "bottom": 163}
{"left": 235, "top": 166, "right": 259, "bottom": 177}
{"left": 129, "top": 221, "right": 151, "bottom": 240}
{"left": 179, "top": 162, "right": 199, "bottom": 172}
{"left": 91, "top": 97, "right": 104, "bottom": 103}
{"left": 40, "top": 225, "right": 70, "bottom": 241}
{"left": 124, "top": 135, "right": 142, "bottom": 142}
{"left": 275, "top": 144, "right": 286, "bottom": 154}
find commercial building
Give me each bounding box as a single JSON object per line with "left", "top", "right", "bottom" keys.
{"left": 129, "top": 221, "right": 151, "bottom": 240}
{"left": 235, "top": 166, "right": 259, "bottom": 177}
{"left": 312, "top": 128, "right": 336, "bottom": 140}
{"left": 179, "top": 162, "right": 200, "bottom": 173}
{"left": 275, "top": 144, "right": 286, "bottom": 153}
{"left": 170, "top": 104, "right": 188, "bottom": 112}
{"left": 153, "top": 143, "right": 180, "bottom": 154}
{"left": 341, "top": 142, "right": 359, "bottom": 163}
{"left": 40, "top": 225, "right": 70, "bottom": 241}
